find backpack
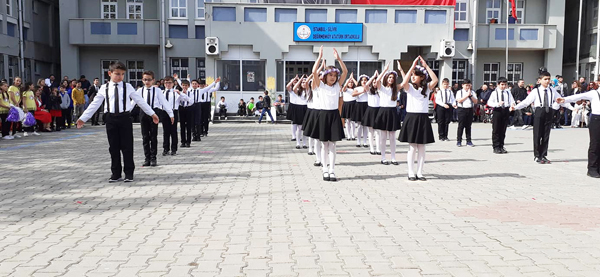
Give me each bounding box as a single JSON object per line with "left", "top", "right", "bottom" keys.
{"left": 60, "top": 92, "right": 71, "bottom": 109}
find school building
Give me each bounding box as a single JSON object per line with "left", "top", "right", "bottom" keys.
{"left": 52, "top": 0, "right": 566, "bottom": 107}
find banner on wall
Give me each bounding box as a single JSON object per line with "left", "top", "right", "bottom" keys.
{"left": 293, "top": 23, "right": 363, "bottom": 42}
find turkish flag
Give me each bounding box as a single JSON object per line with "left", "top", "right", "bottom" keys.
{"left": 509, "top": 0, "right": 517, "bottom": 19}
{"left": 351, "top": 0, "right": 455, "bottom": 5}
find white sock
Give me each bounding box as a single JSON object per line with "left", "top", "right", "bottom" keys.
{"left": 345, "top": 120, "right": 351, "bottom": 138}
{"left": 292, "top": 124, "right": 297, "bottom": 139}
{"left": 390, "top": 131, "right": 397, "bottom": 161}
{"left": 362, "top": 126, "right": 368, "bottom": 145}
{"left": 375, "top": 130, "right": 381, "bottom": 152}
{"left": 328, "top": 142, "right": 336, "bottom": 174}
{"left": 349, "top": 121, "right": 355, "bottom": 139}
{"left": 368, "top": 127, "right": 375, "bottom": 152}
{"left": 314, "top": 138, "right": 321, "bottom": 163}
{"left": 308, "top": 136, "right": 313, "bottom": 152}
{"left": 302, "top": 135, "right": 307, "bottom": 146}
{"left": 417, "top": 144, "right": 426, "bottom": 177}
{"left": 380, "top": 130, "right": 387, "bottom": 160}
{"left": 321, "top": 141, "right": 329, "bottom": 173}
{"left": 407, "top": 143, "right": 417, "bottom": 177}
{"left": 296, "top": 126, "right": 303, "bottom": 146}
{"left": 356, "top": 125, "right": 362, "bottom": 145}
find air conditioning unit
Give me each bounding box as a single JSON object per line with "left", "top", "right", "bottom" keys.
{"left": 205, "top": 37, "right": 220, "bottom": 56}
{"left": 439, "top": 39, "right": 455, "bottom": 58}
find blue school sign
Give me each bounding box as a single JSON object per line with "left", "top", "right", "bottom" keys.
{"left": 293, "top": 23, "right": 363, "bottom": 42}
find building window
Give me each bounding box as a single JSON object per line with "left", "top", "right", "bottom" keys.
{"left": 519, "top": 29, "right": 538, "bottom": 40}
{"left": 242, "top": 61, "right": 266, "bottom": 91}
{"left": 218, "top": 60, "right": 240, "bottom": 91}
{"left": 171, "top": 58, "right": 189, "bottom": 80}
{"left": 101, "top": 0, "right": 117, "bottom": 19}
{"left": 425, "top": 10, "right": 446, "bottom": 24}
{"left": 244, "top": 7, "right": 266, "bottom": 22}
{"left": 486, "top": 0, "right": 500, "bottom": 23}
{"left": 213, "top": 7, "right": 236, "bottom": 21}
{"left": 514, "top": 0, "right": 524, "bottom": 24}
{"left": 335, "top": 9, "right": 357, "bottom": 23}
{"left": 305, "top": 9, "right": 327, "bottom": 22}
{"left": 427, "top": 60, "right": 440, "bottom": 79}
{"left": 483, "top": 63, "right": 500, "bottom": 83}
{"left": 196, "top": 0, "right": 213, "bottom": 19}
{"left": 101, "top": 60, "right": 118, "bottom": 84}
{"left": 23, "top": 27, "right": 28, "bottom": 40}
{"left": 91, "top": 22, "right": 111, "bottom": 35}
{"left": 395, "top": 10, "right": 416, "bottom": 23}
{"left": 452, "top": 60, "right": 468, "bottom": 85}
{"left": 8, "top": 56, "right": 19, "bottom": 84}
{"left": 454, "top": 28, "right": 469, "bottom": 41}
{"left": 495, "top": 28, "right": 514, "bottom": 40}
{"left": 24, "top": 59, "right": 31, "bottom": 84}
{"left": 359, "top": 61, "right": 382, "bottom": 76}
{"left": 507, "top": 63, "right": 522, "bottom": 85}
{"left": 6, "top": 0, "right": 12, "bottom": 16}
{"left": 197, "top": 58, "right": 206, "bottom": 81}
{"left": 127, "top": 61, "right": 144, "bottom": 88}
{"left": 275, "top": 8, "right": 296, "bottom": 22}
{"left": 117, "top": 23, "right": 137, "bottom": 35}
{"left": 365, "top": 10, "right": 387, "bottom": 23}
{"left": 169, "top": 25, "right": 188, "bottom": 38}
{"left": 7, "top": 22, "right": 15, "bottom": 37}
{"left": 195, "top": 26, "right": 205, "bottom": 39}
{"left": 170, "top": 0, "right": 186, "bottom": 18}
{"left": 127, "top": 0, "right": 143, "bottom": 19}
{"left": 455, "top": 0, "right": 467, "bottom": 22}
{"left": 592, "top": 34, "right": 598, "bottom": 46}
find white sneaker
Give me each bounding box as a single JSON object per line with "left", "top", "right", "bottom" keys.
{"left": 521, "top": 125, "right": 528, "bottom": 130}
{"left": 33, "top": 131, "right": 40, "bottom": 136}
{"left": 225, "top": 117, "right": 228, "bottom": 120}
{"left": 13, "top": 134, "right": 21, "bottom": 138}
{"left": 3, "top": 136, "right": 14, "bottom": 140}
{"left": 23, "top": 132, "right": 29, "bottom": 137}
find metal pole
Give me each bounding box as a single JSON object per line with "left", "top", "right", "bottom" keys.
{"left": 505, "top": 0, "right": 509, "bottom": 78}
{"left": 472, "top": 0, "right": 477, "bottom": 84}
{"left": 596, "top": 0, "right": 600, "bottom": 80}
{"left": 576, "top": 0, "right": 583, "bottom": 78}
{"left": 17, "top": 0, "right": 25, "bottom": 79}
{"left": 160, "top": 0, "right": 167, "bottom": 77}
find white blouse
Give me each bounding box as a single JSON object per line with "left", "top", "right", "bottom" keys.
{"left": 343, "top": 88, "right": 356, "bottom": 102}
{"left": 318, "top": 82, "right": 341, "bottom": 111}
{"left": 296, "top": 91, "right": 308, "bottom": 105}
{"left": 355, "top": 87, "right": 368, "bottom": 102}
{"left": 378, "top": 86, "right": 398, "bottom": 108}
{"left": 406, "top": 84, "right": 431, "bottom": 114}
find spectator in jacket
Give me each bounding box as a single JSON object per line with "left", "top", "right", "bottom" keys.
{"left": 72, "top": 81, "right": 86, "bottom": 122}
{"left": 510, "top": 79, "right": 527, "bottom": 127}
{"left": 238, "top": 99, "right": 247, "bottom": 116}
{"left": 49, "top": 87, "right": 63, "bottom": 131}
{"left": 88, "top": 78, "right": 103, "bottom": 126}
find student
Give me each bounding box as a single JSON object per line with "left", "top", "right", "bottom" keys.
{"left": 217, "top": 96, "right": 228, "bottom": 120}
{"left": 303, "top": 59, "right": 325, "bottom": 162}
{"left": 398, "top": 56, "right": 439, "bottom": 181}
{"left": 341, "top": 73, "right": 357, "bottom": 141}
{"left": 290, "top": 75, "right": 310, "bottom": 148}
{"left": 238, "top": 99, "right": 246, "bottom": 116}
{"left": 136, "top": 71, "right": 174, "bottom": 167}
{"left": 49, "top": 87, "right": 63, "bottom": 131}
{"left": 8, "top": 77, "right": 22, "bottom": 138}
{"left": 198, "top": 78, "right": 220, "bottom": 137}
{"left": 351, "top": 75, "right": 370, "bottom": 148}
{"left": 178, "top": 80, "right": 194, "bottom": 148}
{"left": 362, "top": 71, "right": 381, "bottom": 155}
{"left": 247, "top": 97, "right": 255, "bottom": 116}
{"left": 77, "top": 61, "right": 159, "bottom": 182}
{"left": 88, "top": 78, "right": 102, "bottom": 126}
{"left": 58, "top": 85, "right": 71, "bottom": 131}
{"left": 33, "top": 86, "right": 52, "bottom": 132}
{"left": 161, "top": 76, "right": 189, "bottom": 156}
{"left": 0, "top": 82, "right": 15, "bottom": 139}
{"left": 373, "top": 63, "right": 402, "bottom": 165}
{"left": 257, "top": 90, "right": 275, "bottom": 124}
{"left": 435, "top": 78, "right": 455, "bottom": 141}
{"left": 453, "top": 79, "right": 478, "bottom": 147}
{"left": 274, "top": 95, "right": 285, "bottom": 116}
{"left": 72, "top": 81, "right": 86, "bottom": 122}
{"left": 557, "top": 90, "right": 600, "bottom": 177}
{"left": 512, "top": 71, "right": 571, "bottom": 163}
{"left": 22, "top": 82, "right": 39, "bottom": 136}
{"left": 310, "top": 46, "right": 347, "bottom": 182}
{"left": 487, "top": 77, "right": 515, "bottom": 154}
{"left": 64, "top": 80, "right": 75, "bottom": 129}
{"left": 190, "top": 79, "right": 202, "bottom": 142}
{"left": 255, "top": 96, "right": 264, "bottom": 117}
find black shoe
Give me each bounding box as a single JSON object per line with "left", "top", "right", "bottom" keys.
{"left": 108, "top": 176, "right": 122, "bottom": 183}
{"left": 535, "top": 157, "right": 544, "bottom": 164}
{"left": 363, "top": 145, "right": 369, "bottom": 148}
{"left": 181, "top": 143, "right": 186, "bottom": 148}
{"left": 323, "top": 172, "right": 330, "bottom": 181}
{"left": 150, "top": 160, "right": 157, "bottom": 167}
{"left": 143, "top": 160, "right": 150, "bottom": 167}
{"left": 417, "top": 176, "right": 427, "bottom": 181}
{"left": 314, "top": 162, "right": 322, "bottom": 167}
{"left": 501, "top": 148, "right": 508, "bottom": 154}
{"left": 356, "top": 145, "right": 361, "bottom": 148}
{"left": 381, "top": 160, "right": 390, "bottom": 165}
{"left": 370, "top": 151, "right": 376, "bottom": 155}
{"left": 391, "top": 161, "right": 399, "bottom": 165}
{"left": 376, "top": 152, "right": 381, "bottom": 155}
{"left": 408, "top": 176, "right": 417, "bottom": 181}
{"left": 171, "top": 151, "right": 177, "bottom": 156}
{"left": 302, "top": 146, "right": 308, "bottom": 149}
{"left": 295, "top": 146, "right": 301, "bottom": 149}
{"left": 329, "top": 173, "right": 337, "bottom": 182}
{"left": 291, "top": 138, "right": 296, "bottom": 141}
{"left": 186, "top": 143, "right": 191, "bottom": 147}
{"left": 124, "top": 176, "right": 134, "bottom": 183}
{"left": 308, "top": 152, "right": 314, "bottom": 155}
{"left": 162, "top": 150, "right": 169, "bottom": 156}
{"left": 587, "top": 171, "right": 600, "bottom": 178}
{"left": 541, "top": 157, "right": 551, "bottom": 164}
{"left": 493, "top": 148, "right": 502, "bottom": 154}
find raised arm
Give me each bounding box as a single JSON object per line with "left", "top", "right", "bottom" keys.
{"left": 375, "top": 62, "right": 390, "bottom": 89}
{"left": 293, "top": 75, "right": 306, "bottom": 93}
{"left": 333, "top": 48, "right": 348, "bottom": 87}
{"left": 396, "top": 60, "right": 406, "bottom": 79}
{"left": 365, "top": 71, "right": 378, "bottom": 90}
{"left": 312, "top": 46, "right": 324, "bottom": 90}
{"left": 342, "top": 73, "right": 354, "bottom": 92}
{"left": 286, "top": 75, "right": 299, "bottom": 92}
{"left": 401, "top": 57, "right": 419, "bottom": 91}
{"left": 419, "top": 56, "right": 438, "bottom": 91}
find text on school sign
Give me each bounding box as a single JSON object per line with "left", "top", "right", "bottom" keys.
{"left": 293, "top": 23, "right": 363, "bottom": 42}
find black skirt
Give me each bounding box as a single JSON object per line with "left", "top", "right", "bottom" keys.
{"left": 285, "top": 102, "right": 296, "bottom": 121}
{"left": 374, "top": 107, "right": 402, "bottom": 131}
{"left": 397, "top": 113, "right": 435, "bottom": 144}
{"left": 302, "top": 108, "right": 320, "bottom": 138}
{"left": 341, "top": 101, "right": 355, "bottom": 119}
{"left": 351, "top": 102, "right": 368, "bottom": 123}
{"left": 290, "top": 104, "right": 307, "bottom": 125}
{"left": 361, "top": 106, "right": 379, "bottom": 128}
{"left": 317, "top": 109, "right": 345, "bottom": 142}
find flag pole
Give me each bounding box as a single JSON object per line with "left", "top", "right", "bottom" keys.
{"left": 505, "top": 0, "right": 509, "bottom": 78}
{"left": 576, "top": 0, "right": 583, "bottom": 79}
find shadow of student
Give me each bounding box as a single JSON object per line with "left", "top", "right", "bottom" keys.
{"left": 428, "top": 172, "right": 526, "bottom": 180}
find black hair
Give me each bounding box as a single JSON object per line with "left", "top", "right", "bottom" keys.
{"left": 497, "top": 77, "right": 508, "bottom": 84}
{"left": 199, "top": 79, "right": 206, "bottom": 85}
{"left": 411, "top": 69, "right": 429, "bottom": 98}
{"left": 383, "top": 72, "right": 398, "bottom": 101}
{"left": 109, "top": 61, "right": 127, "bottom": 72}
{"left": 462, "top": 79, "right": 472, "bottom": 84}
{"left": 442, "top": 78, "right": 450, "bottom": 83}
{"left": 539, "top": 71, "right": 551, "bottom": 78}
{"left": 181, "top": 80, "right": 190, "bottom": 86}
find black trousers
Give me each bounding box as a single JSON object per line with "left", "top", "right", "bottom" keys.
{"left": 436, "top": 105, "right": 452, "bottom": 139}
{"left": 162, "top": 110, "right": 179, "bottom": 152}
{"left": 91, "top": 104, "right": 102, "bottom": 125}
{"left": 201, "top": 102, "right": 211, "bottom": 134}
{"left": 456, "top": 107, "right": 473, "bottom": 143}
{"left": 219, "top": 108, "right": 227, "bottom": 117}
{"left": 62, "top": 107, "right": 73, "bottom": 127}
{"left": 0, "top": 113, "right": 9, "bottom": 137}
{"left": 588, "top": 114, "right": 600, "bottom": 173}
{"left": 105, "top": 112, "right": 134, "bottom": 178}
{"left": 532, "top": 108, "right": 553, "bottom": 159}
{"left": 192, "top": 103, "right": 202, "bottom": 140}
{"left": 179, "top": 106, "right": 193, "bottom": 144}
{"left": 492, "top": 107, "right": 510, "bottom": 149}
{"left": 140, "top": 109, "right": 160, "bottom": 161}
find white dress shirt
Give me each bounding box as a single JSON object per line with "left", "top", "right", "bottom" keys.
{"left": 163, "top": 88, "right": 190, "bottom": 111}
{"left": 454, "top": 89, "right": 477, "bottom": 108}
{"left": 406, "top": 85, "right": 431, "bottom": 114}
{"left": 564, "top": 90, "right": 600, "bottom": 115}
{"left": 487, "top": 89, "right": 515, "bottom": 108}
{"left": 79, "top": 81, "right": 155, "bottom": 122}
{"left": 378, "top": 86, "right": 398, "bottom": 108}
{"left": 135, "top": 86, "right": 174, "bottom": 118}
{"left": 435, "top": 88, "right": 456, "bottom": 106}
{"left": 199, "top": 82, "right": 220, "bottom": 103}
{"left": 180, "top": 88, "right": 196, "bottom": 107}
{"left": 514, "top": 85, "right": 568, "bottom": 111}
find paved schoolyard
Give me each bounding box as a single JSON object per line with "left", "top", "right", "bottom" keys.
{"left": 0, "top": 121, "right": 598, "bottom": 277}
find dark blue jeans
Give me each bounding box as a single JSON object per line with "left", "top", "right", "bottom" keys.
{"left": 259, "top": 108, "right": 274, "bottom": 123}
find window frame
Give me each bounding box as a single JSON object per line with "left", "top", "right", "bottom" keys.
{"left": 454, "top": 0, "right": 468, "bottom": 22}
{"left": 427, "top": 60, "right": 440, "bottom": 79}
{"left": 171, "top": 58, "right": 189, "bottom": 80}
{"left": 486, "top": 0, "right": 500, "bottom": 23}
{"left": 452, "top": 60, "right": 468, "bottom": 85}
{"left": 506, "top": 63, "right": 522, "bottom": 85}
{"left": 275, "top": 8, "right": 297, "bottom": 22}
{"left": 483, "top": 63, "right": 500, "bottom": 84}
{"left": 127, "top": 0, "right": 143, "bottom": 19}
{"left": 170, "top": 0, "right": 187, "bottom": 19}
{"left": 127, "top": 60, "right": 144, "bottom": 88}
{"left": 197, "top": 58, "right": 206, "bottom": 81}
{"left": 515, "top": 0, "right": 525, "bottom": 24}
{"left": 101, "top": 0, "right": 118, "bottom": 19}
{"left": 6, "top": 0, "right": 12, "bottom": 17}
{"left": 196, "top": 0, "right": 213, "bottom": 19}
{"left": 101, "top": 60, "right": 119, "bottom": 85}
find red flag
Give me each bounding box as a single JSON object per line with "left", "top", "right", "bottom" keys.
{"left": 509, "top": 0, "right": 517, "bottom": 19}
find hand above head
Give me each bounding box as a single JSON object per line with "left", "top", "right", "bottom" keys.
{"left": 333, "top": 48, "right": 340, "bottom": 60}
{"left": 419, "top": 56, "right": 427, "bottom": 67}
{"left": 397, "top": 60, "right": 403, "bottom": 70}
{"left": 216, "top": 77, "right": 221, "bottom": 82}
{"left": 319, "top": 45, "right": 324, "bottom": 56}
